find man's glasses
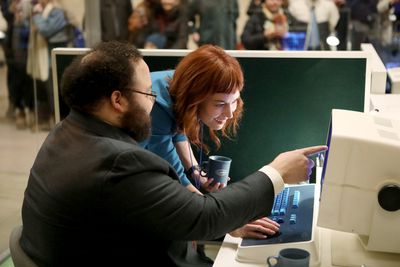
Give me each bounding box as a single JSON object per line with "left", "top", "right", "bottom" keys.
{"left": 130, "top": 89, "right": 157, "bottom": 99}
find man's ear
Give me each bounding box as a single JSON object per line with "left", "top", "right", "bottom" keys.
{"left": 110, "top": 90, "right": 128, "bottom": 113}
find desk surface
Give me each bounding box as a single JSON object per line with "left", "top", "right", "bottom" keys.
{"left": 213, "top": 228, "right": 400, "bottom": 267}
{"left": 213, "top": 228, "right": 333, "bottom": 267}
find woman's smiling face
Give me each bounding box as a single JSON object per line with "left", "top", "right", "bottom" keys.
{"left": 198, "top": 90, "right": 241, "bottom": 130}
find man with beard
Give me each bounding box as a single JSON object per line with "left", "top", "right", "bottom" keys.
{"left": 19, "top": 41, "right": 326, "bottom": 267}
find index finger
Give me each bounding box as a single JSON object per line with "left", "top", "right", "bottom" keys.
{"left": 297, "top": 145, "right": 328, "bottom": 157}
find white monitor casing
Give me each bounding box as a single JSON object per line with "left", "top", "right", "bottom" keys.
{"left": 317, "top": 109, "right": 400, "bottom": 254}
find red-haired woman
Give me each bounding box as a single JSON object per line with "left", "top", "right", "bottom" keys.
{"left": 141, "top": 45, "right": 281, "bottom": 242}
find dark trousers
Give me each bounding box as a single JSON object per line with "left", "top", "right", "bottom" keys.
{"left": 7, "top": 60, "right": 34, "bottom": 111}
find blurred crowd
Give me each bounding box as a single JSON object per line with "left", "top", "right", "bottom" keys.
{"left": 0, "top": 0, "right": 399, "bottom": 131}
{"left": 0, "top": 0, "right": 78, "bottom": 131}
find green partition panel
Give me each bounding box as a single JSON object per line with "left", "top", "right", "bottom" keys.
{"left": 220, "top": 57, "right": 365, "bottom": 182}
{"left": 53, "top": 50, "right": 366, "bottom": 182}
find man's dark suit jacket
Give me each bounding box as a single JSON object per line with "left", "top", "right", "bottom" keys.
{"left": 20, "top": 110, "right": 275, "bottom": 267}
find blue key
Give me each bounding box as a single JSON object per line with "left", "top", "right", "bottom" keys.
{"left": 292, "top": 191, "right": 300, "bottom": 208}
{"left": 290, "top": 214, "right": 297, "bottom": 224}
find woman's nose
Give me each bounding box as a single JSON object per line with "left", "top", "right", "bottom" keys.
{"left": 223, "top": 104, "right": 233, "bottom": 119}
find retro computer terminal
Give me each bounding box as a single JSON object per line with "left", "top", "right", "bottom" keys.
{"left": 318, "top": 109, "right": 400, "bottom": 266}
{"left": 236, "top": 109, "right": 400, "bottom": 266}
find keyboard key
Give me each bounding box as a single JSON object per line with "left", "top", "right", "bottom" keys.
{"left": 279, "top": 208, "right": 286, "bottom": 215}
{"left": 290, "top": 214, "right": 297, "bottom": 224}
{"left": 292, "top": 190, "right": 300, "bottom": 208}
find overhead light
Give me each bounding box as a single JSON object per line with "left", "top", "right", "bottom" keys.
{"left": 326, "top": 35, "right": 340, "bottom": 47}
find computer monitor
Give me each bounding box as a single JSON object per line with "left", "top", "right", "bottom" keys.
{"left": 318, "top": 109, "right": 400, "bottom": 256}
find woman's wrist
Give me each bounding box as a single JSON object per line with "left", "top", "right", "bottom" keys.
{"left": 185, "top": 165, "right": 200, "bottom": 177}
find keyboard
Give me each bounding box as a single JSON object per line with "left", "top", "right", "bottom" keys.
{"left": 241, "top": 184, "right": 315, "bottom": 246}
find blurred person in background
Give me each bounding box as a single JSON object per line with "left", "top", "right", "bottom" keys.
{"left": 128, "top": 1, "right": 154, "bottom": 48}
{"left": 241, "top": 0, "right": 289, "bottom": 50}
{"left": 332, "top": 0, "right": 350, "bottom": 50}
{"left": 156, "top": 0, "right": 189, "bottom": 49}
{"left": 128, "top": 0, "right": 165, "bottom": 48}
{"left": 0, "top": 7, "right": 7, "bottom": 70}
{"left": 8, "top": 0, "right": 34, "bottom": 129}
{"left": 1, "top": 0, "right": 15, "bottom": 121}
{"left": 0, "top": 3, "right": 7, "bottom": 109}
{"left": 377, "top": 0, "right": 400, "bottom": 47}
{"left": 347, "top": 0, "right": 378, "bottom": 50}
{"left": 247, "top": 0, "right": 264, "bottom": 16}
{"left": 188, "top": 0, "right": 239, "bottom": 50}
{"left": 100, "top": 0, "right": 132, "bottom": 41}
{"left": 289, "top": 0, "right": 339, "bottom": 50}
{"left": 129, "top": 0, "right": 189, "bottom": 49}
{"left": 27, "top": 0, "right": 69, "bottom": 130}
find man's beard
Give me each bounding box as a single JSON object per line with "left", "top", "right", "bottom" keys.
{"left": 120, "top": 99, "right": 152, "bottom": 142}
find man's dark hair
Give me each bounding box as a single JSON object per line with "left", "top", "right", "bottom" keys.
{"left": 61, "top": 41, "right": 143, "bottom": 114}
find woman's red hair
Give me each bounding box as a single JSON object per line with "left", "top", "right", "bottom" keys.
{"left": 169, "top": 44, "right": 244, "bottom": 152}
